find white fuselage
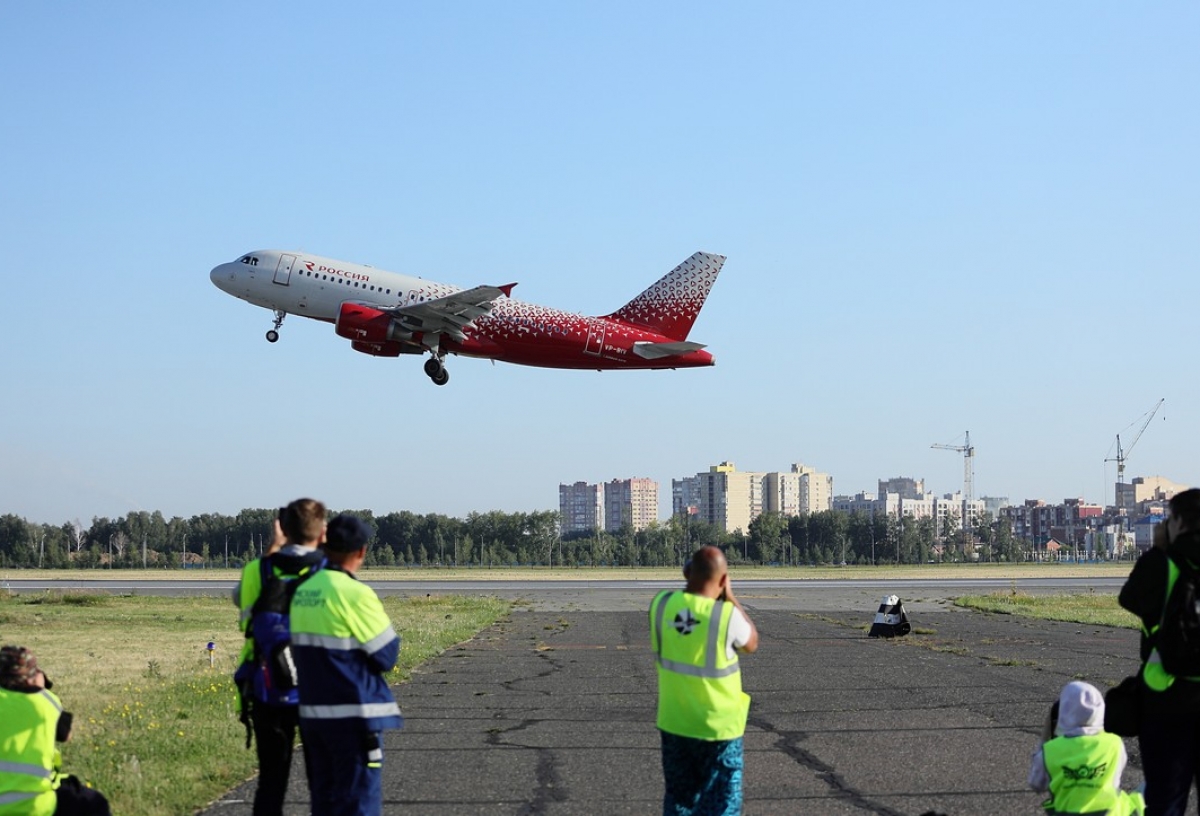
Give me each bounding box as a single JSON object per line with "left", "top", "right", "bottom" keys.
{"left": 210, "top": 250, "right": 483, "bottom": 324}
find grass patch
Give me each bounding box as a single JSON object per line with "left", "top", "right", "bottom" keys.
{"left": 954, "top": 592, "right": 1139, "bottom": 629}
{"left": 0, "top": 590, "right": 508, "bottom": 816}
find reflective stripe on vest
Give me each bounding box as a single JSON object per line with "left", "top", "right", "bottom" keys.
{"left": 651, "top": 590, "right": 749, "bottom": 741}
{"left": 653, "top": 592, "right": 739, "bottom": 679}
{"left": 300, "top": 702, "right": 401, "bottom": 720}
{"left": 0, "top": 760, "right": 54, "bottom": 779}
{"left": 0, "top": 688, "right": 61, "bottom": 816}
{"left": 292, "top": 625, "right": 398, "bottom": 655}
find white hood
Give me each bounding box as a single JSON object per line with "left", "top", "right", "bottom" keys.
{"left": 1056, "top": 680, "right": 1105, "bottom": 737}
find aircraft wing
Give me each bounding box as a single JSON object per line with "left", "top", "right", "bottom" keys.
{"left": 631, "top": 340, "right": 707, "bottom": 360}
{"left": 383, "top": 283, "right": 516, "bottom": 342}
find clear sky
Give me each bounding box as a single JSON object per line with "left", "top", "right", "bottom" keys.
{"left": 2, "top": 3, "right": 1196, "bottom": 525}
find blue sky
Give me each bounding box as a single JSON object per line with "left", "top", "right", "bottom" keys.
{"left": 2, "top": 3, "right": 1196, "bottom": 525}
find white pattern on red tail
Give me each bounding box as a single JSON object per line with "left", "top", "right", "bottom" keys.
{"left": 603, "top": 252, "right": 725, "bottom": 341}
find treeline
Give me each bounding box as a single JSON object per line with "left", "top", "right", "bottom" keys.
{"left": 0, "top": 507, "right": 1023, "bottom": 569}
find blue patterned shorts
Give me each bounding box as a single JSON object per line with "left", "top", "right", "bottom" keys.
{"left": 660, "top": 730, "right": 744, "bottom": 816}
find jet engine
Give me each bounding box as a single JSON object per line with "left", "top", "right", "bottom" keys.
{"left": 350, "top": 340, "right": 404, "bottom": 357}
{"left": 335, "top": 302, "right": 415, "bottom": 345}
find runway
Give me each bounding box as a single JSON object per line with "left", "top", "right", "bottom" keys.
{"left": 194, "top": 575, "right": 1142, "bottom": 815}
{"left": 2, "top": 576, "right": 1125, "bottom": 611}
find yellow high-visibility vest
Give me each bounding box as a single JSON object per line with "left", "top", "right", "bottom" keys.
{"left": 0, "top": 687, "right": 62, "bottom": 816}
{"left": 1143, "top": 557, "right": 1200, "bottom": 693}
{"left": 650, "top": 590, "right": 749, "bottom": 741}
{"left": 1041, "top": 733, "right": 1142, "bottom": 816}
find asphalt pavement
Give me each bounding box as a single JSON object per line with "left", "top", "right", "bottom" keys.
{"left": 200, "top": 581, "right": 1145, "bottom": 815}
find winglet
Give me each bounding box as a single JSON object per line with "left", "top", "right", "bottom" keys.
{"left": 499, "top": 283, "right": 517, "bottom": 298}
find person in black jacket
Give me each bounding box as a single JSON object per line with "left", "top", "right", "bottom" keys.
{"left": 1118, "top": 487, "right": 1200, "bottom": 816}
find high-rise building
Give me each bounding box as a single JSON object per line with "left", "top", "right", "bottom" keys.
{"left": 878, "top": 477, "right": 925, "bottom": 501}
{"left": 672, "top": 476, "right": 701, "bottom": 519}
{"left": 764, "top": 463, "right": 834, "bottom": 516}
{"left": 603, "top": 477, "right": 659, "bottom": 532}
{"left": 673, "top": 461, "right": 834, "bottom": 534}
{"left": 794, "top": 463, "right": 834, "bottom": 514}
{"left": 560, "top": 478, "right": 659, "bottom": 534}
{"left": 559, "top": 481, "right": 604, "bottom": 535}
{"left": 688, "top": 462, "right": 758, "bottom": 535}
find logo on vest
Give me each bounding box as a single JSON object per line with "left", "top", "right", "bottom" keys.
{"left": 1060, "top": 762, "right": 1108, "bottom": 781}
{"left": 673, "top": 609, "right": 700, "bottom": 635}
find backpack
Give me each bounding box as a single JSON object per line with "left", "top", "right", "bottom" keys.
{"left": 1155, "top": 552, "right": 1200, "bottom": 677}
{"left": 242, "top": 554, "right": 324, "bottom": 707}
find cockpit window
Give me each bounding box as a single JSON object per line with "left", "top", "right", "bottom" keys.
{"left": 238, "top": 255, "right": 260, "bottom": 266}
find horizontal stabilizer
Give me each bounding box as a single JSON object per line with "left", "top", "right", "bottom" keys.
{"left": 632, "top": 340, "right": 707, "bottom": 360}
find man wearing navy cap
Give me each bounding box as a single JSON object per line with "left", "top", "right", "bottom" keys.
{"left": 289, "top": 514, "right": 402, "bottom": 816}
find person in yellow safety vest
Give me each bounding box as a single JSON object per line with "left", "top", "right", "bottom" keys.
{"left": 290, "top": 514, "right": 402, "bottom": 816}
{"left": 231, "top": 498, "right": 327, "bottom": 816}
{"left": 1028, "top": 680, "right": 1145, "bottom": 816}
{"left": 1118, "top": 487, "right": 1200, "bottom": 816}
{"left": 0, "top": 646, "right": 110, "bottom": 815}
{"left": 650, "top": 546, "right": 759, "bottom": 816}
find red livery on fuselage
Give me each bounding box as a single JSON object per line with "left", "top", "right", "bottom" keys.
{"left": 210, "top": 250, "right": 724, "bottom": 386}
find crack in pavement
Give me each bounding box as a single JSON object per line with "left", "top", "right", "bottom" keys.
{"left": 748, "top": 714, "right": 907, "bottom": 816}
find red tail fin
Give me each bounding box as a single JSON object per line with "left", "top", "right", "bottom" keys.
{"left": 603, "top": 252, "right": 725, "bottom": 341}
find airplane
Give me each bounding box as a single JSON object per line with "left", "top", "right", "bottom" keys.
{"left": 209, "top": 249, "right": 725, "bottom": 386}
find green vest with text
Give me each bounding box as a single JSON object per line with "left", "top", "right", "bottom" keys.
{"left": 650, "top": 590, "right": 749, "bottom": 741}
{"left": 0, "top": 687, "right": 62, "bottom": 816}
{"left": 1041, "top": 733, "right": 1132, "bottom": 816}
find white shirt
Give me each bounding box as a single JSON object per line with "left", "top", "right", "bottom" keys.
{"left": 725, "top": 605, "right": 752, "bottom": 660}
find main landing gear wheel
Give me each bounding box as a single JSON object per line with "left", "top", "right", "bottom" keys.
{"left": 265, "top": 310, "right": 286, "bottom": 343}
{"left": 424, "top": 357, "right": 450, "bottom": 386}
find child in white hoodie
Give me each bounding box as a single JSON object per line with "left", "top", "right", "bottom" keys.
{"left": 1028, "top": 681, "right": 1144, "bottom": 816}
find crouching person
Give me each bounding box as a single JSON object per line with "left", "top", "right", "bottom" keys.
{"left": 1029, "top": 680, "right": 1144, "bottom": 816}
{"left": 0, "top": 645, "right": 110, "bottom": 815}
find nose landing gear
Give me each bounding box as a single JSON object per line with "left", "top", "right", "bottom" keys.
{"left": 423, "top": 356, "right": 450, "bottom": 386}
{"left": 266, "top": 311, "right": 286, "bottom": 343}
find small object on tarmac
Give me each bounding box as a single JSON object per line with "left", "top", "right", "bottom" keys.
{"left": 868, "top": 594, "right": 911, "bottom": 638}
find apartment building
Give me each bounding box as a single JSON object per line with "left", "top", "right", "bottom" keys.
{"left": 603, "top": 477, "right": 659, "bottom": 532}
{"left": 673, "top": 461, "right": 834, "bottom": 534}
{"left": 559, "top": 481, "right": 604, "bottom": 535}
{"left": 1000, "top": 498, "right": 1102, "bottom": 548}
{"left": 560, "top": 477, "right": 659, "bottom": 534}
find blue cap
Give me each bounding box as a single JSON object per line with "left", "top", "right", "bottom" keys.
{"left": 325, "top": 514, "right": 371, "bottom": 552}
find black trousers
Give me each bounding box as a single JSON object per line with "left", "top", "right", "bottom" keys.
{"left": 1140, "top": 710, "right": 1200, "bottom": 816}
{"left": 251, "top": 704, "right": 302, "bottom": 816}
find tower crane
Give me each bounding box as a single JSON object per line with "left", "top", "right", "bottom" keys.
{"left": 1106, "top": 398, "right": 1165, "bottom": 507}
{"left": 931, "top": 430, "right": 974, "bottom": 503}
{"left": 932, "top": 431, "right": 975, "bottom": 545}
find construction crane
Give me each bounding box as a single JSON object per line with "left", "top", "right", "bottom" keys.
{"left": 1106, "top": 398, "right": 1165, "bottom": 505}
{"left": 931, "top": 431, "right": 975, "bottom": 503}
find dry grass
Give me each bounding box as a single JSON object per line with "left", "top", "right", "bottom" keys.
{"left": 0, "top": 590, "right": 508, "bottom": 816}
